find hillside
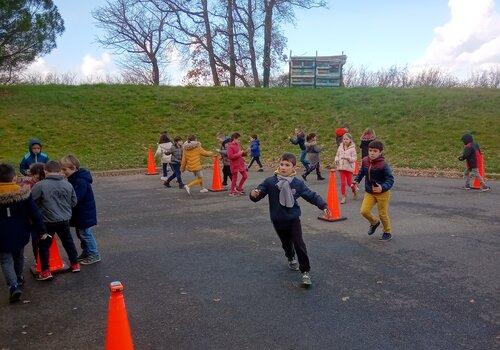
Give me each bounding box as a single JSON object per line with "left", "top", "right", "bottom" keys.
{"left": 0, "top": 85, "right": 499, "bottom": 173}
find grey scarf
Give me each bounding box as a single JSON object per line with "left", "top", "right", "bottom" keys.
{"left": 276, "top": 175, "right": 295, "bottom": 208}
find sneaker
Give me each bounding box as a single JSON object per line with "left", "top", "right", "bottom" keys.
{"left": 229, "top": 192, "right": 237, "bottom": 197}
{"left": 77, "top": 253, "right": 88, "bottom": 262}
{"left": 236, "top": 190, "right": 245, "bottom": 195}
{"left": 258, "top": 168, "right": 264, "bottom": 172}
{"left": 160, "top": 176, "right": 168, "bottom": 181}
{"left": 222, "top": 182, "right": 228, "bottom": 186}
{"left": 340, "top": 196, "right": 346, "bottom": 204}
{"left": 164, "top": 182, "right": 171, "bottom": 188}
{"left": 302, "top": 174, "right": 307, "bottom": 181}
{"left": 178, "top": 184, "right": 185, "bottom": 189}
{"left": 367, "top": 221, "right": 381, "bottom": 235}
{"left": 301, "top": 272, "right": 312, "bottom": 287}
{"left": 80, "top": 255, "right": 101, "bottom": 265}
{"left": 70, "top": 262, "right": 81, "bottom": 272}
{"left": 184, "top": 185, "right": 191, "bottom": 195}
{"left": 379, "top": 232, "right": 392, "bottom": 241}
{"left": 200, "top": 188, "right": 209, "bottom": 193}
{"left": 463, "top": 186, "right": 472, "bottom": 190}
{"left": 36, "top": 270, "right": 53, "bottom": 281}
{"left": 317, "top": 176, "right": 325, "bottom": 180}
{"left": 9, "top": 286, "right": 22, "bottom": 303}
{"left": 288, "top": 258, "right": 299, "bottom": 271}
{"left": 481, "top": 186, "right": 491, "bottom": 192}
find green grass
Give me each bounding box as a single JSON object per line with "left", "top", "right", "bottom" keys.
{"left": 0, "top": 85, "right": 499, "bottom": 173}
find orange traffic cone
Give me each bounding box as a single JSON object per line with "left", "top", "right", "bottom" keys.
{"left": 145, "top": 145, "right": 158, "bottom": 175}
{"left": 471, "top": 152, "right": 485, "bottom": 189}
{"left": 209, "top": 156, "right": 226, "bottom": 192}
{"left": 353, "top": 160, "right": 360, "bottom": 176}
{"left": 318, "top": 170, "right": 347, "bottom": 222}
{"left": 31, "top": 236, "right": 67, "bottom": 275}
{"left": 105, "top": 281, "right": 134, "bottom": 350}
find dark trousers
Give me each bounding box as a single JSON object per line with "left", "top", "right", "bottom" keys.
{"left": 304, "top": 162, "right": 322, "bottom": 178}
{"left": 167, "top": 163, "right": 183, "bottom": 186}
{"left": 162, "top": 163, "right": 169, "bottom": 177}
{"left": 222, "top": 165, "right": 232, "bottom": 185}
{"left": 248, "top": 156, "right": 263, "bottom": 169}
{"left": 272, "top": 219, "right": 310, "bottom": 273}
{"left": 31, "top": 231, "right": 38, "bottom": 261}
{"left": 39, "top": 221, "right": 78, "bottom": 271}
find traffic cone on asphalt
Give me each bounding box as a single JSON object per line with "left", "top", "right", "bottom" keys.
{"left": 31, "top": 236, "right": 67, "bottom": 275}
{"left": 353, "top": 160, "right": 360, "bottom": 176}
{"left": 209, "top": 156, "right": 226, "bottom": 192}
{"left": 318, "top": 170, "right": 347, "bottom": 222}
{"left": 145, "top": 146, "right": 159, "bottom": 175}
{"left": 471, "top": 151, "right": 485, "bottom": 189}
{"left": 105, "top": 281, "right": 134, "bottom": 350}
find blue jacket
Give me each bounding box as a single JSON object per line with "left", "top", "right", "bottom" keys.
{"left": 354, "top": 156, "right": 394, "bottom": 194}
{"left": 19, "top": 138, "right": 49, "bottom": 175}
{"left": 290, "top": 134, "right": 306, "bottom": 150}
{"left": 250, "top": 139, "right": 261, "bottom": 157}
{"left": 67, "top": 169, "right": 97, "bottom": 228}
{"left": 250, "top": 174, "right": 327, "bottom": 222}
{"left": 0, "top": 185, "right": 46, "bottom": 253}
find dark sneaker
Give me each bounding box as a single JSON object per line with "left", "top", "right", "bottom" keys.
{"left": 481, "top": 186, "right": 491, "bottom": 192}
{"left": 70, "top": 262, "right": 81, "bottom": 272}
{"left": 80, "top": 255, "right": 101, "bottom": 265}
{"left": 77, "top": 253, "right": 88, "bottom": 262}
{"left": 288, "top": 258, "right": 299, "bottom": 271}
{"left": 463, "top": 186, "right": 472, "bottom": 190}
{"left": 301, "top": 272, "right": 312, "bottom": 287}
{"left": 258, "top": 168, "right": 264, "bottom": 172}
{"left": 178, "top": 184, "right": 185, "bottom": 189}
{"left": 367, "top": 221, "right": 381, "bottom": 235}
{"left": 222, "top": 182, "right": 228, "bottom": 186}
{"left": 317, "top": 176, "right": 325, "bottom": 180}
{"left": 379, "top": 232, "right": 392, "bottom": 241}
{"left": 36, "top": 270, "right": 53, "bottom": 281}
{"left": 9, "top": 286, "right": 22, "bottom": 303}
{"left": 164, "top": 182, "right": 171, "bottom": 188}
{"left": 302, "top": 174, "right": 307, "bottom": 181}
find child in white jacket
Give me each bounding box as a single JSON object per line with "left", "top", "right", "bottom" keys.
{"left": 335, "top": 133, "right": 358, "bottom": 204}
{"left": 155, "top": 132, "right": 173, "bottom": 183}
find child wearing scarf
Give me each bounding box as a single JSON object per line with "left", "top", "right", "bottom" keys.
{"left": 250, "top": 153, "right": 330, "bottom": 287}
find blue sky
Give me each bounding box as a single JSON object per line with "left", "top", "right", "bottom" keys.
{"left": 29, "top": 0, "right": 500, "bottom": 82}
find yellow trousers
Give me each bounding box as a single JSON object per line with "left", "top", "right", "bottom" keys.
{"left": 187, "top": 170, "right": 204, "bottom": 188}
{"left": 360, "top": 191, "right": 391, "bottom": 233}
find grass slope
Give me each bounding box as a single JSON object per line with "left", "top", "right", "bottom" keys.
{"left": 0, "top": 85, "right": 499, "bottom": 173}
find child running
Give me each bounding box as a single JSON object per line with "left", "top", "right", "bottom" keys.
{"left": 61, "top": 155, "right": 101, "bottom": 265}
{"left": 353, "top": 140, "right": 395, "bottom": 241}
{"left": 250, "top": 153, "right": 330, "bottom": 287}
{"left": 31, "top": 161, "right": 80, "bottom": 280}
{"left": 302, "top": 133, "right": 325, "bottom": 181}
{"left": 227, "top": 132, "right": 249, "bottom": 196}
{"left": 164, "top": 137, "right": 185, "bottom": 189}
{"left": 181, "top": 135, "right": 214, "bottom": 195}
{"left": 155, "top": 132, "right": 173, "bottom": 185}
{"left": 215, "top": 133, "right": 232, "bottom": 187}
{"left": 359, "top": 128, "right": 376, "bottom": 159}
{"left": 458, "top": 133, "right": 491, "bottom": 191}
{"left": 248, "top": 134, "right": 264, "bottom": 172}
{"left": 335, "top": 133, "right": 358, "bottom": 204}
{"left": 0, "top": 163, "right": 46, "bottom": 302}
{"left": 289, "top": 128, "right": 309, "bottom": 171}
{"left": 19, "top": 138, "right": 49, "bottom": 176}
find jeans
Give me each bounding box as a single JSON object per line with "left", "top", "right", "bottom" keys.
{"left": 39, "top": 221, "right": 78, "bottom": 270}
{"left": 360, "top": 191, "right": 392, "bottom": 233}
{"left": 273, "top": 219, "right": 310, "bottom": 273}
{"left": 162, "top": 163, "right": 169, "bottom": 178}
{"left": 167, "top": 163, "right": 184, "bottom": 186}
{"left": 0, "top": 249, "right": 24, "bottom": 288}
{"left": 300, "top": 149, "right": 310, "bottom": 170}
{"left": 76, "top": 227, "right": 100, "bottom": 257}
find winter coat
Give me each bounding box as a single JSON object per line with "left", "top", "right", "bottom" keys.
{"left": 354, "top": 156, "right": 394, "bottom": 194}
{"left": 31, "top": 175, "right": 77, "bottom": 223}
{"left": 19, "top": 138, "right": 49, "bottom": 176}
{"left": 181, "top": 141, "right": 213, "bottom": 172}
{"left": 166, "top": 144, "right": 183, "bottom": 164}
{"left": 250, "top": 139, "right": 261, "bottom": 157}
{"left": 458, "top": 134, "right": 481, "bottom": 169}
{"left": 305, "top": 141, "right": 323, "bottom": 166}
{"left": 217, "top": 138, "right": 231, "bottom": 166}
{"left": 0, "top": 183, "right": 46, "bottom": 253}
{"left": 67, "top": 169, "right": 97, "bottom": 229}
{"left": 250, "top": 174, "right": 327, "bottom": 222}
{"left": 290, "top": 133, "right": 306, "bottom": 150}
{"left": 335, "top": 143, "right": 357, "bottom": 172}
{"left": 360, "top": 135, "right": 376, "bottom": 159}
{"left": 155, "top": 142, "right": 173, "bottom": 164}
{"left": 227, "top": 141, "right": 247, "bottom": 173}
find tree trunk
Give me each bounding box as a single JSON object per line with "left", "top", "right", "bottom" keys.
{"left": 227, "top": 0, "right": 236, "bottom": 86}
{"left": 151, "top": 56, "right": 160, "bottom": 85}
{"left": 247, "top": 0, "right": 260, "bottom": 87}
{"left": 262, "top": 0, "right": 274, "bottom": 88}
{"left": 202, "top": 0, "right": 221, "bottom": 86}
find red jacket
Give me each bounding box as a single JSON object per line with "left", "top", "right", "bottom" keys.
{"left": 227, "top": 141, "right": 246, "bottom": 173}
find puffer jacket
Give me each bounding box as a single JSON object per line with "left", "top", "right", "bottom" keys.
{"left": 155, "top": 142, "right": 173, "bottom": 164}
{"left": 181, "top": 141, "right": 213, "bottom": 172}
{"left": 335, "top": 143, "right": 357, "bottom": 172}
{"left": 354, "top": 156, "right": 394, "bottom": 194}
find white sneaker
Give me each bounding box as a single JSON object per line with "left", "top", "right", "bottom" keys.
{"left": 288, "top": 258, "right": 299, "bottom": 271}
{"left": 301, "top": 272, "right": 312, "bottom": 287}
{"left": 200, "top": 188, "right": 209, "bottom": 193}
{"left": 160, "top": 176, "right": 168, "bottom": 181}
{"left": 184, "top": 185, "right": 191, "bottom": 195}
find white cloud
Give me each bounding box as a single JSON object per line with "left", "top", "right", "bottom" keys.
{"left": 80, "top": 52, "right": 113, "bottom": 77}
{"left": 414, "top": 0, "right": 500, "bottom": 75}
{"left": 25, "top": 57, "right": 56, "bottom": 77}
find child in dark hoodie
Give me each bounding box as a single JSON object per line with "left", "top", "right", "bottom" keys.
{"left": 250, "top": 153, "right": 330, "bottom": 287}
{"left": 61, "top": 155, "right": 101, "bottom": 265}
{"left": 164, "top": 137, "right": 185, "bottom": 188}
{"left": 247, "top": 134, "right": 264, "bottom": 172}
{"left": 290, "top": 128, "right": 309, "bottom": 171}
{"left": 458, "top": 134, "right": 490, "bottom": 191}
{"left": 19, "top": 138, "right": 49, "bottom": 176}
{"left": 359, "top": 128, "right": 376, "bottom": 159}
{"left": 215, "top": 133, "right": 232, "bottom": 186}
{"left": 354, "top": 140, "right": 395, "bottom": 241}
{"left": 302, "top": 133, "right": 325, "bottom": 181}
{"left": 0, "top": 163, "right": 46, "bottom": 302}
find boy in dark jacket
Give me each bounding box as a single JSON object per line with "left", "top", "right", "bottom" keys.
{"left": 61, "top": 155, "right": 101, "bottom": 265}
{"left": 290, "top": 128, "right": 309, "bottom": 171}
{"left": 0, "top": 163, "right": 46, "bottom": 302}
{"left": 250, "top": 153, "right": 330, "bottom": 287}
{"left": 458, "top": 134, "right": 490, "bottom": 191}
{"left": 354, "top": 140, "right": 395, "bottom": 241}
{"left": 248, "top": 134, "right": 264, "bottom": 172}
{"left": 165, "top": 137, "right": 185, "bottom": 188}
{"left": 215, "top": 133, "right": 232, "bottom": 186}
{"left": 19, "top": 138, "right": 49, "bottom": 176}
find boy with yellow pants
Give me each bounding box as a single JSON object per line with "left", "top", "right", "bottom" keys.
{"left": 353, "top": 140, "right": 394, "bottom": 241}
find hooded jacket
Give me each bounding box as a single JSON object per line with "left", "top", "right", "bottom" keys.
{"left": 0, "top": 183, "right": 46, "bottom": 253}
{"left": 227, "top": 140, "right": 247, "bottom": 173}
{"left": 458, "top": 134, "right": 481, "bottom": 169}
{"left": 67, "top": 169, "right": 97, "bottom": 228}
{"left": 354, "top": 156, "right": 394, "bottom": 194}
{"left": 290, "top": 133, "right": 306, "bottom": 150}
{"left": 166, "top": 144, "right": 183, "bottom": 164}
{"left": 335, "top": 143, "right": 357, "bottom": 172}
{"left": 250, "top": 139, "right": 261, "bottom": 157}
{"left": 181, "top": 141, "right": 213, "bottom": 172}
{"left": 360, "top": 134, "right": 376, "bottom": 159}
{"left": 31, "top": 175, "right": 77, "bottom": 223}
{"left": 305, "top": 141, "right": 322, "bottom": 166}
{"left": 155, "top": 142, "right": 173, "bottom": 164}
{"left": 19, "top": 138, "right": 49, "bottom": 175}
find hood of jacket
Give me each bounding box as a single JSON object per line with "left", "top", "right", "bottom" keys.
{"left": 0, "top": 184, "right": 30, "bottom": 205}
{"left": 461, "top": 133, "right": 473, "bottom": 145}
{"left": 183, "top": 141, "right": 201, "bottom": 151}
{"left": 28, "top": 138, "right": 43, "bottom": 155}
{"left": 362, "top": 155, "right": 386, "bottom": 170}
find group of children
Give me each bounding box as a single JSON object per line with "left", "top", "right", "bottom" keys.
{"left": 0, "top": 139, "right": 100, "bottom": 303}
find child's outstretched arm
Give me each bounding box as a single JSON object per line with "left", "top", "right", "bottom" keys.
{"left": 249, "top": 180, "right": 269, "bottom": 202}
{"left": 200, "top": 147, "right": 214, "bottom": 157}
{"left": 299, "top": 183, "right": 328, "bottom": 210}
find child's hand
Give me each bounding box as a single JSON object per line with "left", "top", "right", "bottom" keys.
{"left": 250, "top": 189, "right": 260, "bottom": 198}
{"left": 372, "top": 183, "right": 382, "bottom": 193}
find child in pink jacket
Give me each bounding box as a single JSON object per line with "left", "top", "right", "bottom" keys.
{"left": 227, "top": 132, "right": 249, "bottom": 196}
{"left": 335, "top": 133, "right": 358, "bottom": 204}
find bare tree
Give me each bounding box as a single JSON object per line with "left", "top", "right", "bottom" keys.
{"left": 93, "top": 0, "right": 173, "bottom": 85}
